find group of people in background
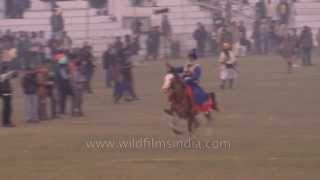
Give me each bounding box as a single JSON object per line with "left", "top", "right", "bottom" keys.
{"left": 131, "top": 14, "right": 172, "bottom": 61}
{"left": 4, "top": 0, "right": 30, "bottom": 18}
{"left": 0, "top": 28, "right": 95, "bottom": 127}
{"left": 196, "top": 0, "right": 317, "bottom": 74}
{"left": 1, "top": 0, "right": 320, "bottom": 128}
{"left": 253, "top": 0, "right": 315, "bottom": 72}
{"left": 103, "top": 34, "right": 140, "bottom": 104}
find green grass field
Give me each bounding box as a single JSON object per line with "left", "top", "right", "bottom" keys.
{"left": 0, "top": 54, "right": 320, "bottom": 180}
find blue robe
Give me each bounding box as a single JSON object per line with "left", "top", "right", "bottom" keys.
{"left": 173, "top": 65, "right": 208, "bottom": 105}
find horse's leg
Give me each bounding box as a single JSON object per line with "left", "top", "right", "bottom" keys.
{"left": 193, "top": 117, "right": 200, "bottom": 130}
{"left": 205, "top": 111, "right": 213, "bottom": 121}
{"left": 169, "top": 115, "right": 185, "bottom": 135}
{"left": 204, "top": 112, "right": 214, "bottom": 126}
{"left": 187, "top": 117, "right": 194, "bottom": 135}
{"left": 188, "top": 114, "right": 200, "bottom": 134}
{"left": 209, "top": 92, "right": 219, "bottom": 111}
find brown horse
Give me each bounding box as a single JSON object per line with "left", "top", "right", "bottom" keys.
{"left": 163, "top": 73, "right": 218, "bottom": 135}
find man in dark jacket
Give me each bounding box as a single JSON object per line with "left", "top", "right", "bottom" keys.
{"left": 56, "top": 63, "right": 72, "bottom": 114}
{"left": 299, "top": 26, "right": 314, "bottom": 66}
{"left": 80, "top": 43, "right": 95, "bottom": 93}
{"left": 21, "top": 68, "right": 39, "bottom": 123}
{"left": 161, "top": 15, "right": 172, "bottom": 39}
{"left": 193, "top": 23, "right": 208, "bottom": 57}
{"left": 0, "top": 62, "right": 17, "bottom": 127}
{"left": 50, "top": 9, "right": 65, "bottom": 38}
{"left": 103, "top": 45, "right": 117, "bottom": 88}
{"left": 145, "top": 27, "right": 161, "bottom": 61}
{"left": 255, "top": 0, "right": 266, "bottom": 20}
{"left": 113, "top": 47, "right": 139, "bottom": 103}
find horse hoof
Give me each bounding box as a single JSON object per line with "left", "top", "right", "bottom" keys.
{"left": 164, "top": 109, "right": 174, "bottom": 116}
{"left": 171, "top": 128, "right": 184, "bottom": 135}
{"left": 169, "top": 122, "right": 184, "bottom": 135}
{"left": 193, "top": 120, "right": 200, "bottom": 129}
{"left": 205, "top": 113, "right": 213, "bottom": 120}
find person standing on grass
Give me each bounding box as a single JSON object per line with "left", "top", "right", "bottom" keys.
{"left": 161, "top": 14, "right": 172, "bottom": 57}
{"left": 260, "top": 19, "right": 270, "bottom": 54}
{"left": 46, "top": 64, "right": 58, "bottom": 119}
{"left": 112, "top": 56, "right": 123, "bottom": 104}
{"left": 0, "top": 62, "right": 17, "bottom": 127}
{"left": 36, "top": 62, "right": 50, "bottom": 120}
{"left": 193, "top": 23, "right": 208, "bottom": 58}
{"left": 113, "top": 48, "right": 139, "bottom": 104}
{"left": 50, "top": 8, "right": 65, "bottom": 38}
{"left": 80, "top": 43, "right": 95, "bottom": 93}
{"left": 218, "top": 43, "right": 238, "bottom": 89}
{"left": 70, "top": 61, "right": 86, "bottom": 117}
{"left": 21, "top": 67, "right": 39, "bottom": 123}
{"left": 161, "top": 15, "right": 172, "bottom": 41}
{"left": 145, "top": 27, "right": 161, "bottom": 61}
{"left": 289, "top": 28, "right": 300, "bottom": 68}
{"left": 103, "top": 45, "right": 117, "bottom": 88}
{"left": 239, "top": 21, "right": 249, "bottom": 56}
{"left": 56, "top": 58, "right": 72, "bottom": 115}
{"left": 252, "top": 20, "right": 261, "bottom": 54}
{"left": 299, "top": 26, "right": 313, "bottom": 66}
{"left": 316, "top": 28, "right": 320, "bottom": 53}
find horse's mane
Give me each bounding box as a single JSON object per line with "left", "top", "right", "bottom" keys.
{"left": 171, "top": 73, "right": 185, "bottom": 88}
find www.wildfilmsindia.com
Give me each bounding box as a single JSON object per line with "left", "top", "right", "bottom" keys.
{"left": 85, "top": 137, "right": 231, "bottom": 151}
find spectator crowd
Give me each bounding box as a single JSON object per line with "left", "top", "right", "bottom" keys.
{"left": 1, "top": 0, "right": 320, "bottom": 127}
{"left": 0, "top": 12, "right": 95, "bottom": 126}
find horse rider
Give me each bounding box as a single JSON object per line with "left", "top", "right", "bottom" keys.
{"left": 163, "top": 49, "right": 212, "bottom": 116}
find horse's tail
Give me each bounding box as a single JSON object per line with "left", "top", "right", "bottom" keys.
{"left": 209, "top": 92, "right": 219, "bottom": 111}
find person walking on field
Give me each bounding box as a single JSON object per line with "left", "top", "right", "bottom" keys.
{"left": 280, "top": 31, "right": 295, "bottom": 73}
